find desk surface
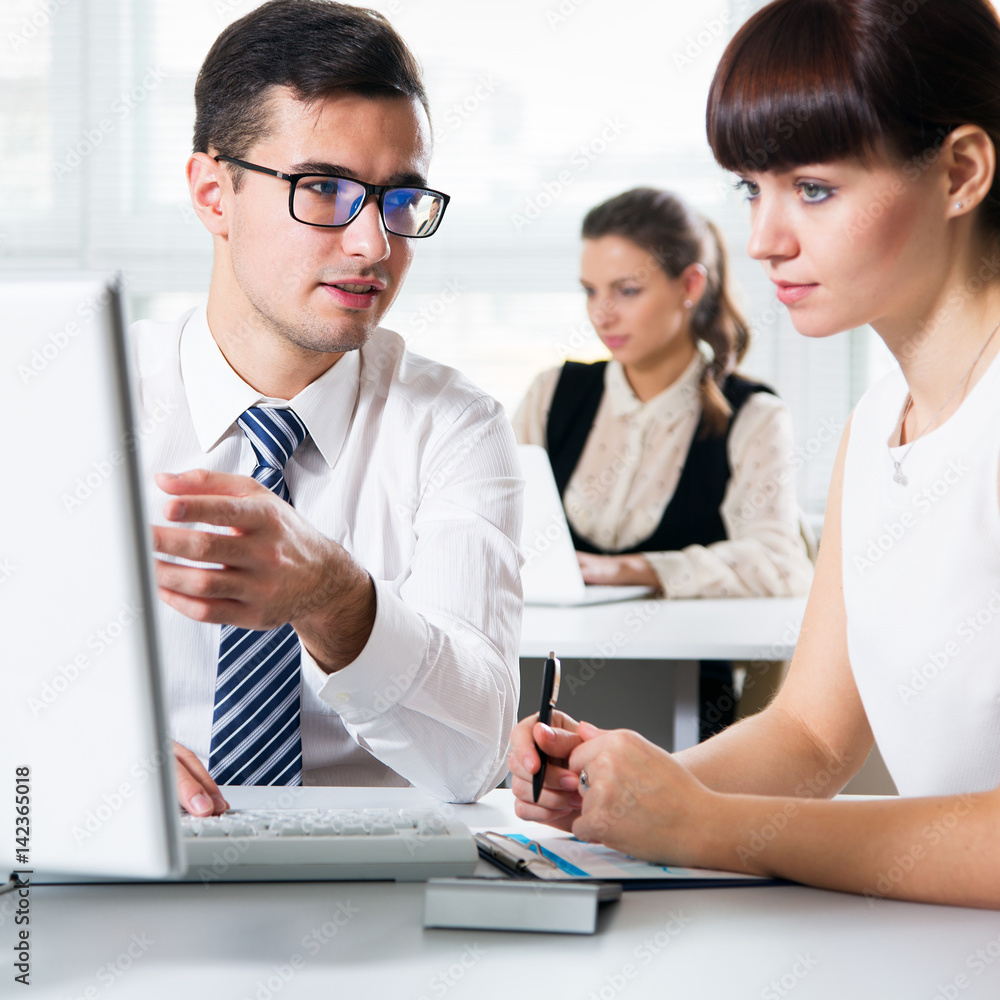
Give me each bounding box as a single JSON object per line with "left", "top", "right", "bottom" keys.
{"left": 521, "top": 596, "right": 807, "bottom": 660}
{"left": 20, "top": 789, "right": 1000, "bottom": 1000}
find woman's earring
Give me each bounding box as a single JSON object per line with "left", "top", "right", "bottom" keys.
{"left": 683, "top": 299, "right": 693, "bottom": 308}
{"left": 955, "top": 201, "right": 964, "bottom": 210}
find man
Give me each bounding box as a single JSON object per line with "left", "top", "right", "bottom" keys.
{"left": 132, "top": 0, "right": 522, "bottom": 812}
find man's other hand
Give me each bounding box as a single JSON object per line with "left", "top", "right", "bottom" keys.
{"left": 174, "top": 741, "right": 228, "bottom": 816}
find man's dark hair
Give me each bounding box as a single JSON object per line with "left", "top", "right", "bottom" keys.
{"left": 193, "top": 0, "right": 430, "bottom": 189}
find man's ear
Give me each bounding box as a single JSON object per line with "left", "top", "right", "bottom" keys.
{"left": 187, "top": 152, "right": 230, "bottom": 237}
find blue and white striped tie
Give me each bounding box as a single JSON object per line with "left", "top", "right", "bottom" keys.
{"left": 208, "top": 406, "right": 309, "bottom": 786}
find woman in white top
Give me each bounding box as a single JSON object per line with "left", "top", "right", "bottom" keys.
{"left": 509, "top": 0, "right": 1000, "bottom": 906}
{"left": 513, "top": 188, "right": 813, "bottom": 738}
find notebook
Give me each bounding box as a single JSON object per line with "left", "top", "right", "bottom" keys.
{"left": 519, "top": 444, "right": 656, "bottom": 606}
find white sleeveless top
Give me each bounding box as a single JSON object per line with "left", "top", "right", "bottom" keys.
{"left": 842, "top": 350, "right": 1000, "bottom": 796}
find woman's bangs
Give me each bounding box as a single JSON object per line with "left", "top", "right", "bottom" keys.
{"left": 707, "top": 3, "right": 884, "bottom": 174}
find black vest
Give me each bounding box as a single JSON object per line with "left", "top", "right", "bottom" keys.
{"left": 545, "top": 361, "right": 775, "bottom": 555}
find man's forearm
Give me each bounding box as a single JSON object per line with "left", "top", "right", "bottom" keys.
{"left": 675, "top": 703, "right": 866, "bottom": 798}
{"left": 293, "top": 548, "right": 377, "bottom": 673}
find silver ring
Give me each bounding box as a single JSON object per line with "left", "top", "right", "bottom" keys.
{"left": 579, "top": 769, "right": 589, "bottom": 792}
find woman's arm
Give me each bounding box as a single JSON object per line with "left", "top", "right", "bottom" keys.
{"left": 568, "top": 724, "right": 1000, "bottom": 907}
{"left": 674, "top": 414, "right": 872, "bottom": 793}
{"left": 513, "top": 420, "right": 866, "bottom": 823}
{"left": 556, "top": 418, "right": 1000, "bottom": 907}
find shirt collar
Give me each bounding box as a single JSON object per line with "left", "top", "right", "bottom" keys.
{"left": 604, "top": 352, "right": 704, "bottom": 420}
{"left": 179, "top": 302, "right": 360, "bottom": 468}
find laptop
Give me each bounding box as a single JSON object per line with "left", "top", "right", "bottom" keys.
{"left": 519, "top": 444, "right": 656, "bottom": 606}
{"left": 2, "top": 274, "right": 476, "bottom": 884}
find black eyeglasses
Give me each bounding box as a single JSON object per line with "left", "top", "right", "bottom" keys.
{"left": 214, "top": 155, "right": 450, "bottom": 238}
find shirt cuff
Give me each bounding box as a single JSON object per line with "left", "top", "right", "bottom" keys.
{"left": 644, "top": 551, "right": 701, "bottom": 599}
{"left": 300, "top": 579, "right": 430, "bottom": 724}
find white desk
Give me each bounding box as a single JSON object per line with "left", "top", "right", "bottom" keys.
{"left": 519, "top": 597, "right": 807, "bottom": 750}
{"left": 20, "top": 789, "right": 1000, "bottom": 1000}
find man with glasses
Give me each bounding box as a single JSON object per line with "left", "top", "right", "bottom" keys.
{"left": 134, "top": 0, "right": 522, "bottom": 811}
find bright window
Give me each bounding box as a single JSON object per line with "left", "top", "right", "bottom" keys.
{"left": 1, "top": 0, "right": 892, "bottom": 514}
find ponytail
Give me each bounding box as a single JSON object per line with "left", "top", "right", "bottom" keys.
{"left": 691, "top": 218, "right": 751, "bottom": 437}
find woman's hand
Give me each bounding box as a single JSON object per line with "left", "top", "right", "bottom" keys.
{"left": 577, "top": 552, "right": 660, "bottom": 587}
{"left": 508, "top": 710, "right": 587, "bottom": 831}
{"left": 568, "top": 722, "right": 718, "bottom": 867}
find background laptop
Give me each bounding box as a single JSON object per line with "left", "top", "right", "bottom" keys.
{"left": 519, "top": 444, "right": 656, "bottom": 606}
{"left": 2, "top": 274, "right": 475, "bottom": 884}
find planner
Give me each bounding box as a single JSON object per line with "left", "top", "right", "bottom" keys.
{"left": 475, "top": 831, "right": 788, "bottom": 890}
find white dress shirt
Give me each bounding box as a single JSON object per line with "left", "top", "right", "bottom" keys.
{"left": 511, "top": 356, "right": 812, "bottom": 598}
{"left": 130, "top": 304, "right": 523, "bottom": 802}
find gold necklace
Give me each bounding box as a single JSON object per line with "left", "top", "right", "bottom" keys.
{"left": 890, "top": 318, "right": 1000, "bottom": 486}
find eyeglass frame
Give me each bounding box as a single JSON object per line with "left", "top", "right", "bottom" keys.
{"left": 213, "top": 155, "right": 451, "bottom": 238}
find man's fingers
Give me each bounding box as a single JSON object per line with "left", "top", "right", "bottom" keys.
{"left": 156, "top": 469, "right": 267, "bottom": 497}
{"left": 162, "top": 494, "right": 269, "bottom": 531}
{"left": 158, "top": 585, "right": 250, "bottom": 626}
{"left": 155, "top": 558, "right": 246, "bottom": 601}
{"left": 173, "top": 742, "right": 228, "bottom": 815}
{"left": 152, "top": 525, "right": 249, "bottom": 567}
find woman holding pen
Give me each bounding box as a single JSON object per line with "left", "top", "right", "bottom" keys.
{"left": 510, "top": 0, "right": 1000, "bottom": 906}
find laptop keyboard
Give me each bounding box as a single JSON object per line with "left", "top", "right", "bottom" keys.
{"left": 179, "top": 807, "right": 479, "bottom": 882}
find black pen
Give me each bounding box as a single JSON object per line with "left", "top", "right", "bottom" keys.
{"left": 532, "top": 651, "right": 561, "bottom": 803}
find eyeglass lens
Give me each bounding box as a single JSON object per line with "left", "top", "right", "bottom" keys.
{"left": 293, "top": 177, "right": 444, "bottom": 236}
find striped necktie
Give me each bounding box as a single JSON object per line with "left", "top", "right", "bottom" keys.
{"left": 208, "top": 406, "right": 309, "bottom": 786}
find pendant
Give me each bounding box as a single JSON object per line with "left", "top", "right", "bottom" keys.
{"left": 892, "top": 464, "right": 907, "bottom": 486}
